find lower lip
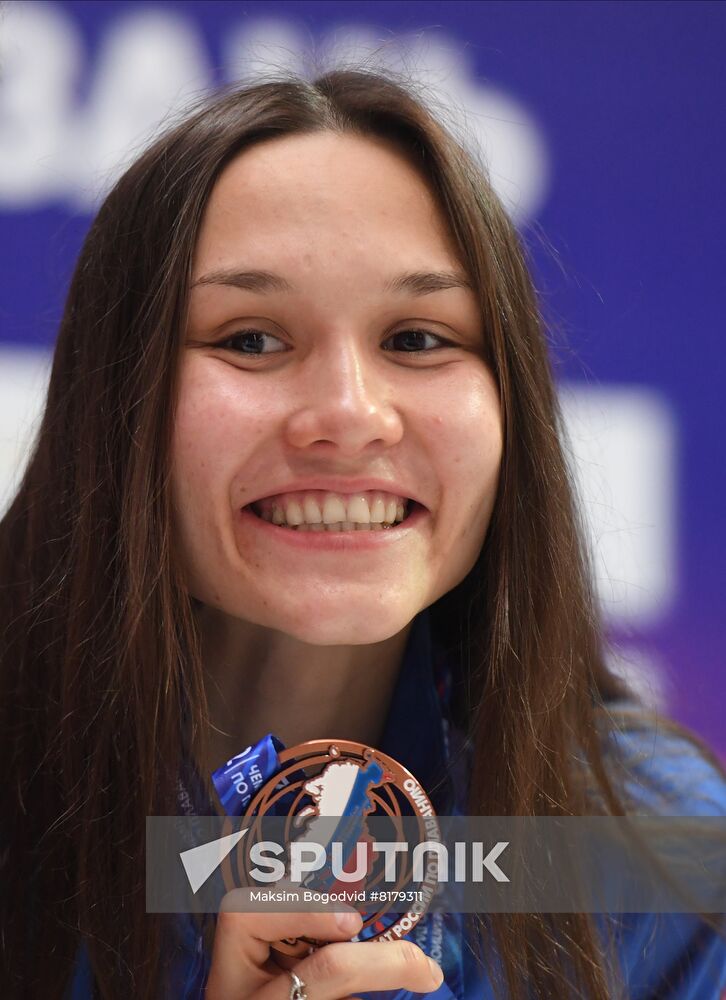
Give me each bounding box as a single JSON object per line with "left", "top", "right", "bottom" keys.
{"left": 237, "top": 502, "right": 428, "bottom": 550}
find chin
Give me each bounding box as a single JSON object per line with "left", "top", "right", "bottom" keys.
{"left": 267, "top": 600, "right": 419, "bottom": 646}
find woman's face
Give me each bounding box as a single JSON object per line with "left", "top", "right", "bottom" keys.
{"left": 171, "top": 132, "right": 502, "bottom": 644}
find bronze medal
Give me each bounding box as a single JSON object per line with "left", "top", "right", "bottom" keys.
{"left": 217, "top": 739, "right": 440, "bottom": 957}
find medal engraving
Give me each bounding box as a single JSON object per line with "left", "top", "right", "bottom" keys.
{"left": 217, "top": 739, "right": 440, "bottom": 956}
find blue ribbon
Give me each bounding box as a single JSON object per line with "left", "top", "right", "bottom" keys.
{"left": 211, "top": 733, "right": 289, "bottom": 815}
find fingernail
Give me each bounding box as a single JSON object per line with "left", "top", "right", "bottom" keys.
{"left": 428, "top": 958, "right": 443, "bottom": 984}
{"left": 336, "top": 909, "right": 361, "bottom": 933}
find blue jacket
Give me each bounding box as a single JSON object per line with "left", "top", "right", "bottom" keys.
{"left": 68, "top": 611, "right": 726, "bottom": 998}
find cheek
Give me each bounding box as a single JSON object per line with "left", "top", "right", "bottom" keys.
{"left": 170, "top": 362, "right": 267, "bottom": 505}
{"left": 427, "top": 372, "right": 501, "bottom": 595}
{"left": 170, "top": 363, "right": 268, "bottom": 594}
{"left": 171, "top": 398, "right": 225, "bottom": 514}
{"left": 170, "top": 396, "right": 221, "bottom": 573}
{"left": 426, "top": 367, "right": 503, "bottom": 513}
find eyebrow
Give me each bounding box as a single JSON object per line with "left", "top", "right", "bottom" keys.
{"left": 192, "top": 268, "right": 472, "bottom": 296}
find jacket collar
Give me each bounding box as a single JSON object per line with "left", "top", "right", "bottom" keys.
{"left": 379, "top": 608, "right": 451, "bottom": 811}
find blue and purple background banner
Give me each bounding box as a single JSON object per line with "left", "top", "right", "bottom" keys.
{"left": 1, "top": 1, "right": 723, "bottom": 756}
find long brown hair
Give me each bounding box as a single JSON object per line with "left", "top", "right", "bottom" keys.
{"left": 0, "top": 69, "right": 718, "bottom": 1000}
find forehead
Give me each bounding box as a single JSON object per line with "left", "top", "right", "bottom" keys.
{"left": 193, "top": 131, "right": 461, "bottom": 274}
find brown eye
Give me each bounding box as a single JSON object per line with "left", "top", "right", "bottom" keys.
{"left": 218, "top": 330, "right": 287, "bottom": 355}
{"left": 384, "top": 329, "right": 448, "bottom": 352}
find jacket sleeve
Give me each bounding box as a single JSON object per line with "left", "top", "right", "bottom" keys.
{"left": 602, "top": 720, "right": 726, "bottom": 999}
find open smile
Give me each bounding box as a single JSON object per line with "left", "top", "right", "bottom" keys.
{"left": 244, "top": 488, "right": 421, "bottom": 532}
{"left": 239, "top": 492, "right": 426, "bottom": 548}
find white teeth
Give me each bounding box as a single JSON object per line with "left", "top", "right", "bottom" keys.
{"left": 302, "top": 496, "right": 322, "bottom": 523}
{"left": 346, "top": 495, "right": 370, "bottom": 524}
{"left": 252, "top": 489, "right": 414, "bottom": 530}
{"left": 285, "top": 499, "right": 304, "bottom": 526}
{"left": 370, "top": 493, "right": 386, "bottom": 523}
{"left": 322, "top": 494, "right": 347, "bottom": 524}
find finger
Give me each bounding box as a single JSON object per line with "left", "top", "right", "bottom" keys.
{"left": 255, "top": 939, "right": 444, "bottom": 1000}
{"left": 206, "top": 892, "right": 362, "bottom": 1000}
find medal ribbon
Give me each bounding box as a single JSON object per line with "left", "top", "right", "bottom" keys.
{"left": 211, "top": 733, "right": 291, "bottom": 815}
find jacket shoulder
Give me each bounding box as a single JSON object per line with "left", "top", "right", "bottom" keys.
{"left": 599, "top": 703, "right": 726, "bottom": 816}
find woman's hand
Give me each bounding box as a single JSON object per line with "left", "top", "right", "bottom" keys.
{"left": 205, "top": 888, "right": 445, "bottom": 999}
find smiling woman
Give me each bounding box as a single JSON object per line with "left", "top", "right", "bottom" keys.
{"left": 0, "top": 71, "right": 724, "bottom": 1000}
{"left": 174, "top": 132, "right": 500, "bottom": 665}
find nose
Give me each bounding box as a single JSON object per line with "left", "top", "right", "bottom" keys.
{"left": 283, "top": 336, "right": 404, "bottom": 456}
